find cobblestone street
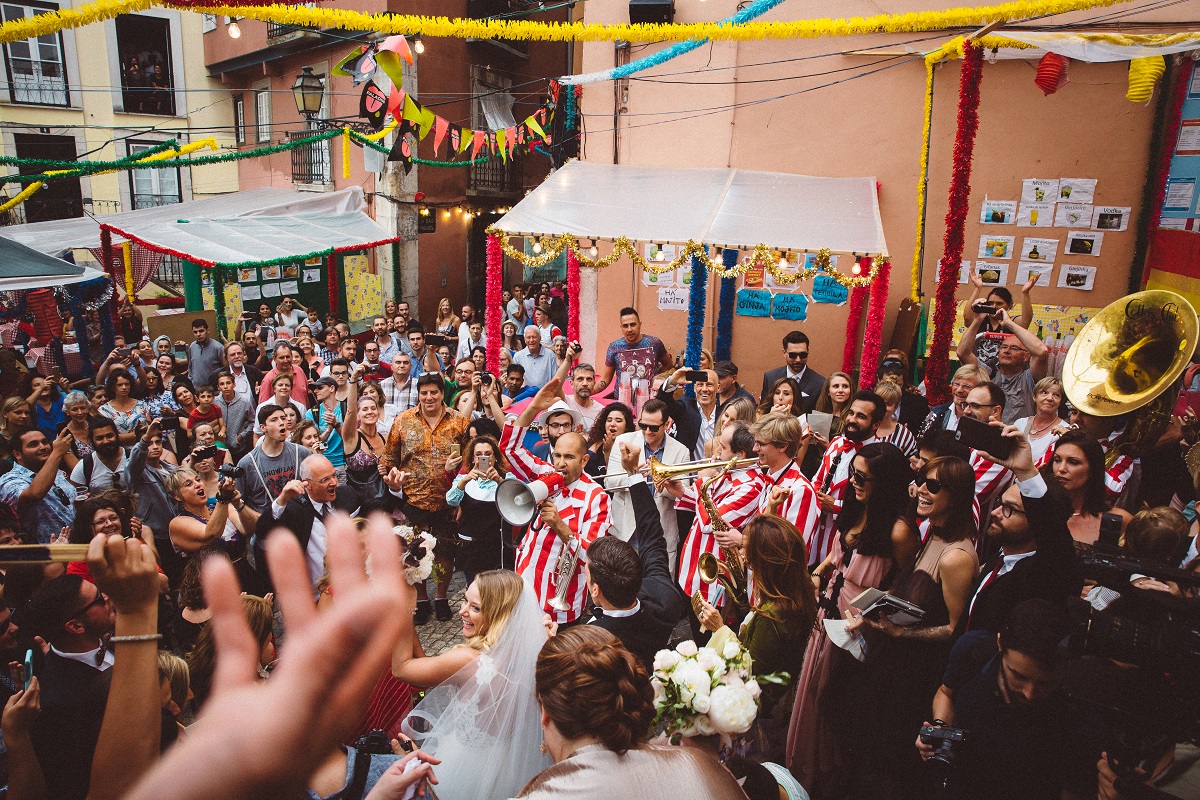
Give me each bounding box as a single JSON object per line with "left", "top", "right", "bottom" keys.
{"left": 414, "top": 570, "right": 468, "bottom": 656}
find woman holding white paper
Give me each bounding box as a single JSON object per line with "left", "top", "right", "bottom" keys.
{"left": 785, "top": 442, "right": 919, "bottom": 793}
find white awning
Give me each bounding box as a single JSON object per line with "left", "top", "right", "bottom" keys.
{"left": 493, "top": 160, "right": 889, "bottom": 257}
{"left": 106, "top": 210, "right": 397, "bottom": 268}
{"left": 0, "top": 186, "right": 368, "bottom": 255}
{"left": 0, "top": 234, "right": 107, "bottom": 290}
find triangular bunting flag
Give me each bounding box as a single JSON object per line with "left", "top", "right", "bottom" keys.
{"left": 360, "top": 83, "right": 388, "bottom": 130}
{"left": 416, "top": 106, "right": 435, "bottom": 141}
{"left": 470, "top": 131, "right": 485, "bottom": 161}
{"left": 387, "top": 86, "right": 404, "bottom": 118}
{"left": 448, "top": 124, "right": 461, "bottom": 155}
{"left": 505, "top": 127, "right": 516, "bottom": 158}
{"left": 496, "top": 128, "right": 507, "bottom": 162}
{"left": 387, "top": 118, "right": 417, "bottom": 174}
{"left": 458, "top": 129, "right": 474, "bottom": 154}
{"left": 433, "top": 116, "right": 449, "bottom": 156}
{"left": 525, "top": 116, "right": 546, "bottom": 141}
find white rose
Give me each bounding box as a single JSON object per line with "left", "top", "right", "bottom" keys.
{"left": 695, "top": 647, "right": 726, "bottom": 680}
{"left": 693, "top": 693, "right": 711, "bottom": 714}
{"left": 722, "top": 639, "right": 742, "bottom": 661}
{"left": 653, "top": 649, "right": 682, "bottom": 673}
{"left": 708, "top": 685, "right": 757, "bottom": 734}
{"left": 671, "top": 660, "right": 711, "bottom": 708}
{"left": 694, "top": 714, "right": 717, "bottom": 736}
{"left": 745, "top": 678, "right": 761, "bottom": 700}
{"left": 676, "top": 640, "right": 699, "bottom": 657}
{"left": 652, "top": 679, "right": 666, "bottom": 709}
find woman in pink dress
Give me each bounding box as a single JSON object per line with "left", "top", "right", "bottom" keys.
{"left": 785, "top": 442, "right": 920, "bottom": 795}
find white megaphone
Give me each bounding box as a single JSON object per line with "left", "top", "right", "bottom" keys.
{"left": 496, "top": 473, "right": 565, "bottom": 527}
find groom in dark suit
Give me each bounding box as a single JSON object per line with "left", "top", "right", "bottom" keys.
{"left": 760, "top": 330, "right": 825, "bottom": 413}
{"left": 254, "top": 454, "right": 362, "bottom": 592}
{"left": 586, "top": 442, "right": 689, "bottom": 670}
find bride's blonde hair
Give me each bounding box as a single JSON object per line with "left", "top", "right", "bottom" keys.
{"left": 465, "top": 570, "right": 524, "bottom": 652}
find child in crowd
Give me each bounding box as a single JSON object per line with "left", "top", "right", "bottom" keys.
{"left": 187, "top": 385, "right": 224, "bottom": 440}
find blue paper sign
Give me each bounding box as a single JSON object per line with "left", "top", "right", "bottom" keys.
{"left": 811, "top": 275, "right": 849, "bottom": 305}
{"left": 736, "top": 289, "right": 772, "bottom": 317}
{"left": 772, "top": 292, "right": 809, "bottom": 321}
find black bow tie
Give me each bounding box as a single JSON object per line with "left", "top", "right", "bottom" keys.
{"left": 95, "top": 634, "right": 112, "bottom": 667}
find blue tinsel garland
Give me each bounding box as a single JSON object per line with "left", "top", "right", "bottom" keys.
{"left": 715, "top": 249, "right": 737, "bottom": 362}
{"left": 684, "top": 253, "right": 708, "bottom": 400}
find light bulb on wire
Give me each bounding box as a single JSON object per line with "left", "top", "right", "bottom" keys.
{"left": 588, "top": 238, "right": 598, "bottom": 258}
{"left": 532, "top": 238, "right": 543, "bottom": 255}
{"left": 414, "top": 36, "right": 425, "bottom": 54}
{"left": 228, "top": 20, "right": 241, "bottom": 38}
{"left": 851, "top": 261, "right": 862, "bottom": 276}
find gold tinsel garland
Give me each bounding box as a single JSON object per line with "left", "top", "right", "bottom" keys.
{"left": 488, "top": 228, "right": 883, "bottom": 288}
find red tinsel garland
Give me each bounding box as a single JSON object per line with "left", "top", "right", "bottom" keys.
{"left": 326, "top": 253, "right": 339, "bottom": 321}
{"left": 859, "top": 257, "right": 892, "bottom": 389}
{"left": 485, "top": 233, "right": 503, "bottom": 373}
{"left": 842, "top": 284, "right": 867, "bottom": 374}
{"left": 927, "top": 41, "right": 984, "bottom": 407}
{"left": 1138, "top": 59, "right": 1193, "bottom": 287}
{"left": 566, "top": 245, "right": 581, "bottom": 344}
{"left": 99, "top": 226, "right": 119, "bottom": 327}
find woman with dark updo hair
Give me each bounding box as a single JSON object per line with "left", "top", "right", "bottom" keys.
{"left": 517, "top": 626, "right": 745, "bottom": 799}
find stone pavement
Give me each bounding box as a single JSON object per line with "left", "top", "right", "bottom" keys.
{"left": 415, "top": 569, "right": 469, "bottom": 656}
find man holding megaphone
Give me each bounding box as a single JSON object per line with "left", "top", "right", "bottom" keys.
{"left": 490, "top": 378, "right": 612, "bottom": 626}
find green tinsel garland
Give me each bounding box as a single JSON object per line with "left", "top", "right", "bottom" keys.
{"left": 349, "top": 130, "right": 492, "bottom": 167}
{"left": 0, "top": 138, "right": 179, "bottom": 169}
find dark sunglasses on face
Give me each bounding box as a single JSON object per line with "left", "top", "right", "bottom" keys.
{"left": 849, "top": 469, "right": 874, "bottom": 485}
{"left": 787, "top": 351, "right": 809, "bottom": 360}
{"left": 68, "top": 592, "right": 106, "bottom": 621}
{"left": 638, "top": 422, "right": 663, "bottom": 433}
{"left": 913, "top": 474, "right": 943, "bottom": 494}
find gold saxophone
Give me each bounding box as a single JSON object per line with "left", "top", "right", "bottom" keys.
{"left": 696, "top": 457, "right": 748, "bottom": 605}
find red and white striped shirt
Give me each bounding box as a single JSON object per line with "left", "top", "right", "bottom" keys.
{"left": 809, "top": 437, "right": 864, "bottom": 566}
{"left": 1097, "top": 426, "right": 1135, "bottom": 502}
{"left": 677, "top": 469, "right": 766, "bottom": 603}
{"left": 500, "top": 422, "right": 611, "bottom": 623}
{"left": 759, "top": 460, "right": 821, "bottom": 564}
{"left": 970, "top": 449, "right": 1013, "bottom": 529}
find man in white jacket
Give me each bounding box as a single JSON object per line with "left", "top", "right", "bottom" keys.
{"left": 604, "top": 397, "right": 690, "bottom": 575}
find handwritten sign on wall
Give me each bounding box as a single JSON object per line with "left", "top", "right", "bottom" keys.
{"left": 736, "top": 289, "right": 772, "bottom": 317}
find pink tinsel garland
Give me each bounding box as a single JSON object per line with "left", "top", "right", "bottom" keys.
{"left": 859, "top": 258, "right": 892, "bottom": 389}
{"left": 566, "top": 245, "right": 581, "bottom": 344}
{"left": 485, "top": 233, "right": 503, "bottom": 373}
{"left": 842, "top": 285, "right": 867, "bottom": 374}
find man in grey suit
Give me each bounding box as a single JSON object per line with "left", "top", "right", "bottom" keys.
{"left": 760, "top": 330, "right": 825, "bottom": 413}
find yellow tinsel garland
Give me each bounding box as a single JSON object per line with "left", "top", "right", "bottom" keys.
{"left": 0, "top": 0, "right": 1140, "bottom": 46}
{"left": 911, "top": 59, "right": 936, "bottom": 303}
{"left": 488, "top": 228, "right": 883, "bottom": 288}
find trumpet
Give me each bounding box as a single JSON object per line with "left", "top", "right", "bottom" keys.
{"left": 646, "top": 456, "right": 760, "bottom": 484}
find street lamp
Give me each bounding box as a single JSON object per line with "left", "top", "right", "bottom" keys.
{"left": 291, "top": 66, "right": 324, "bottom": 120}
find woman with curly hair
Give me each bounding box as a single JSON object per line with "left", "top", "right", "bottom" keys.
{"left": 585, "top": 402, "right": 633, "bottom": 480}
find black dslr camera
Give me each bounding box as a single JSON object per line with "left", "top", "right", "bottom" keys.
{"left": 919, "top": 724, "right": 968, "bottom": 769}
{"left": 217, "top": 464, "right": 244, "bottom": 480}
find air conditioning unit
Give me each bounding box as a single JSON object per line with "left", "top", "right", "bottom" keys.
{"left": 629, "top": 0, "right": 674, "bottom": 24}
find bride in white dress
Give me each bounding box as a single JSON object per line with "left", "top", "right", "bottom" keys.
{"left": 393, "top": 569, "right": 549, "bottom": 800}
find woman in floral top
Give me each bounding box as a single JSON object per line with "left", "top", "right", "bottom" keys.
{"left": 140, "top": 367, "right": 181, "bottom": 420}
{"left": 99, "top": 371, "right": 148, "bottom": 446}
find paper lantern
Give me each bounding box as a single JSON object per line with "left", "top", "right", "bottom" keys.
{"left": 1034, "top": 52, "right": 1069, "bottom": 95}
{"left": 1127, "top": 56, "right": 1166, "bottom": 103}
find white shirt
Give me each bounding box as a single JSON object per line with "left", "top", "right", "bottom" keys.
{"left": 51, "top": 642, "right": 113, "bottom": 671}
{"left": 967, "top": 472, "right": 1046, "bottom": 615}
{"left": 943, "top": 408, "right": 962, "bottom": 431}
{"left": 589, "top": 599, "right": 641, "bottom": 623}
{"left": 695, "top": 403, "right": 718, "bottom": 461}
{"left": 273, "top": 497, "right": 328, "bottom": 589}
{"left": 229, "top": 364, "right": 255, "bottom": 404}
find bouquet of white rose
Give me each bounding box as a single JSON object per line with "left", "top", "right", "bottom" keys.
{"left": 394, "top": 524, "right": 437, "bottom": 585}
{"left": 651, "top": 638, "right": 780, "bottom": 745}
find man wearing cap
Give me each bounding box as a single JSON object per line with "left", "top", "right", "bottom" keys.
{"left": 525, "top": 304, "right": 562, "bottom": 344}
{"left": 604, "top": 397, "right": 690, "bottom": 572}
{"left": 305, "top": 375, "right": 344, "bottom": 479}
{"left": 714, "top": 360, "right": 756, "bottom": 416}
{"left": 529, "top": 399, "right": 587, "bottom": 463}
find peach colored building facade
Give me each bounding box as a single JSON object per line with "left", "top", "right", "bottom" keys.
{"left": 573, "top": 0, "right": 1194, "bottom": 390}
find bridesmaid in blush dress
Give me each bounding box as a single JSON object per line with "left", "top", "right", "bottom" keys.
{"left": 785, "top": 443, "right": 920, "bottom": 795}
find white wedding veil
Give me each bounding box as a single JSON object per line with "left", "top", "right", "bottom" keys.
{"left": 401, "top": 582, "right": 551, "bottom": 800}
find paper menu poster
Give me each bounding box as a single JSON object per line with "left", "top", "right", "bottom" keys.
{"left": 1065, "top": 231, "right": 1103, "bottom": 257}
{"left": 980, "top": 199, "right": 1017, "bottom": 224}
{"left": 261, "top": 282, "right": 281, "bottom": 298}
{"left": 1016, "top": 261, "right": 1052, "bottom": 288}
{"left": 303, "top": 268, "right": 321, "bottom": 283}
{"left": 974, "top": 261, "right": 1009, "bottom": 286}
{"left": 281, "top": 280, "right": 299, "bottom": 295}
{"left": 642, "top": 268, "right": 675, "bottom": 288}
{"left": 657, "top": 287, "right": 689, "bottom": 311}
{"left": 1055, "top": 203, "right": 1093, "bottom": 227}
{"left": 1020, "top": 237, "right": 1059, "bottom": 262}
{"left": 261, "top": 265, "right": 281, "bottom": 281}
{"left": 1164, "top": 178, "right": 1196, "bottom": 212}
{"left": 237, "top": 268, "right": 257, "bottom": 283}
{"left": 958, "top": 261, "right": 971, "bottom": 283}
{"left": 1058, "top": 264, "right": 1096, "bottom": 291}
{"left": 978, "top": 235, "right": 1015, "bottom": 260}
{"left": 1092, "top": 206, "right": 1131, "bottom": 232}
{"left": 241, "top": 284, "right": 261, "bottom": 301}
{"left": 1017, "top": 202, "right": 1054, "bottom": 228}
{"left": 1022, "top": 179, "right": 1059, "bottom": 204}
{"left": 1057, "top": 178, "right": 1096, "bottom": 204}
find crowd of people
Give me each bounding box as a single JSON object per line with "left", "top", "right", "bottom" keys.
{"left": 0, "top": 275, "right": 1195, "bottom": 800}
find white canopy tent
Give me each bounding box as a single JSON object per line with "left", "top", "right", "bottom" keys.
{"left": 0, "top": 187, "right": 367, "bottom": 256}
{"left": 0, "top": 235, "right": 106, "bottom": 291}
{"left": 492, "top": 160, "right": 889, "bottom": 257}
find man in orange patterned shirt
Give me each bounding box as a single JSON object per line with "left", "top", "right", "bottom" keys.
{"left": 382, "top": 372, "right": 469, "bottom": 624}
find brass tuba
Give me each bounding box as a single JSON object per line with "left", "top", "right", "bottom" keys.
{"left": 1061, "top": 290, "right": 1198, "bottom": 466}
{"left": 695, "top": 457, "right": 749, "bottom": 605}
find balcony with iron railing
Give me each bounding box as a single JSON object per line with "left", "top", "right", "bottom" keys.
{"left": 132, "top": 193, "right": 182, "bottom": 210}
{"left": 266, "top": 5, "right": 319, "bottom": 44}
{"left": 288, "top": 131, "right": 331, "bottom": 186}
{"left": 469, "top": 155, "right": 521, "bottom": 196}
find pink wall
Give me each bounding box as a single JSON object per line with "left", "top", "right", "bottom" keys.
{"left": 579, "top": 0, "right": 1179, "bottom": 394}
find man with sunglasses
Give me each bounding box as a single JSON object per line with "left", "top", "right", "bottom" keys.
{"left": 964, "top": 425, "right": 1079, "bottom": 635}
{"left": 605, "top": 398, "right": 690, "bottom": 567}
{"left": 0, "top": 427, "right": 76, "bottom": 543}
{"left": 761, "top": 330, "right": 824, "bottom": 413}
{"left": 810, "top": 390, "right": 885, "bottom": 567}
